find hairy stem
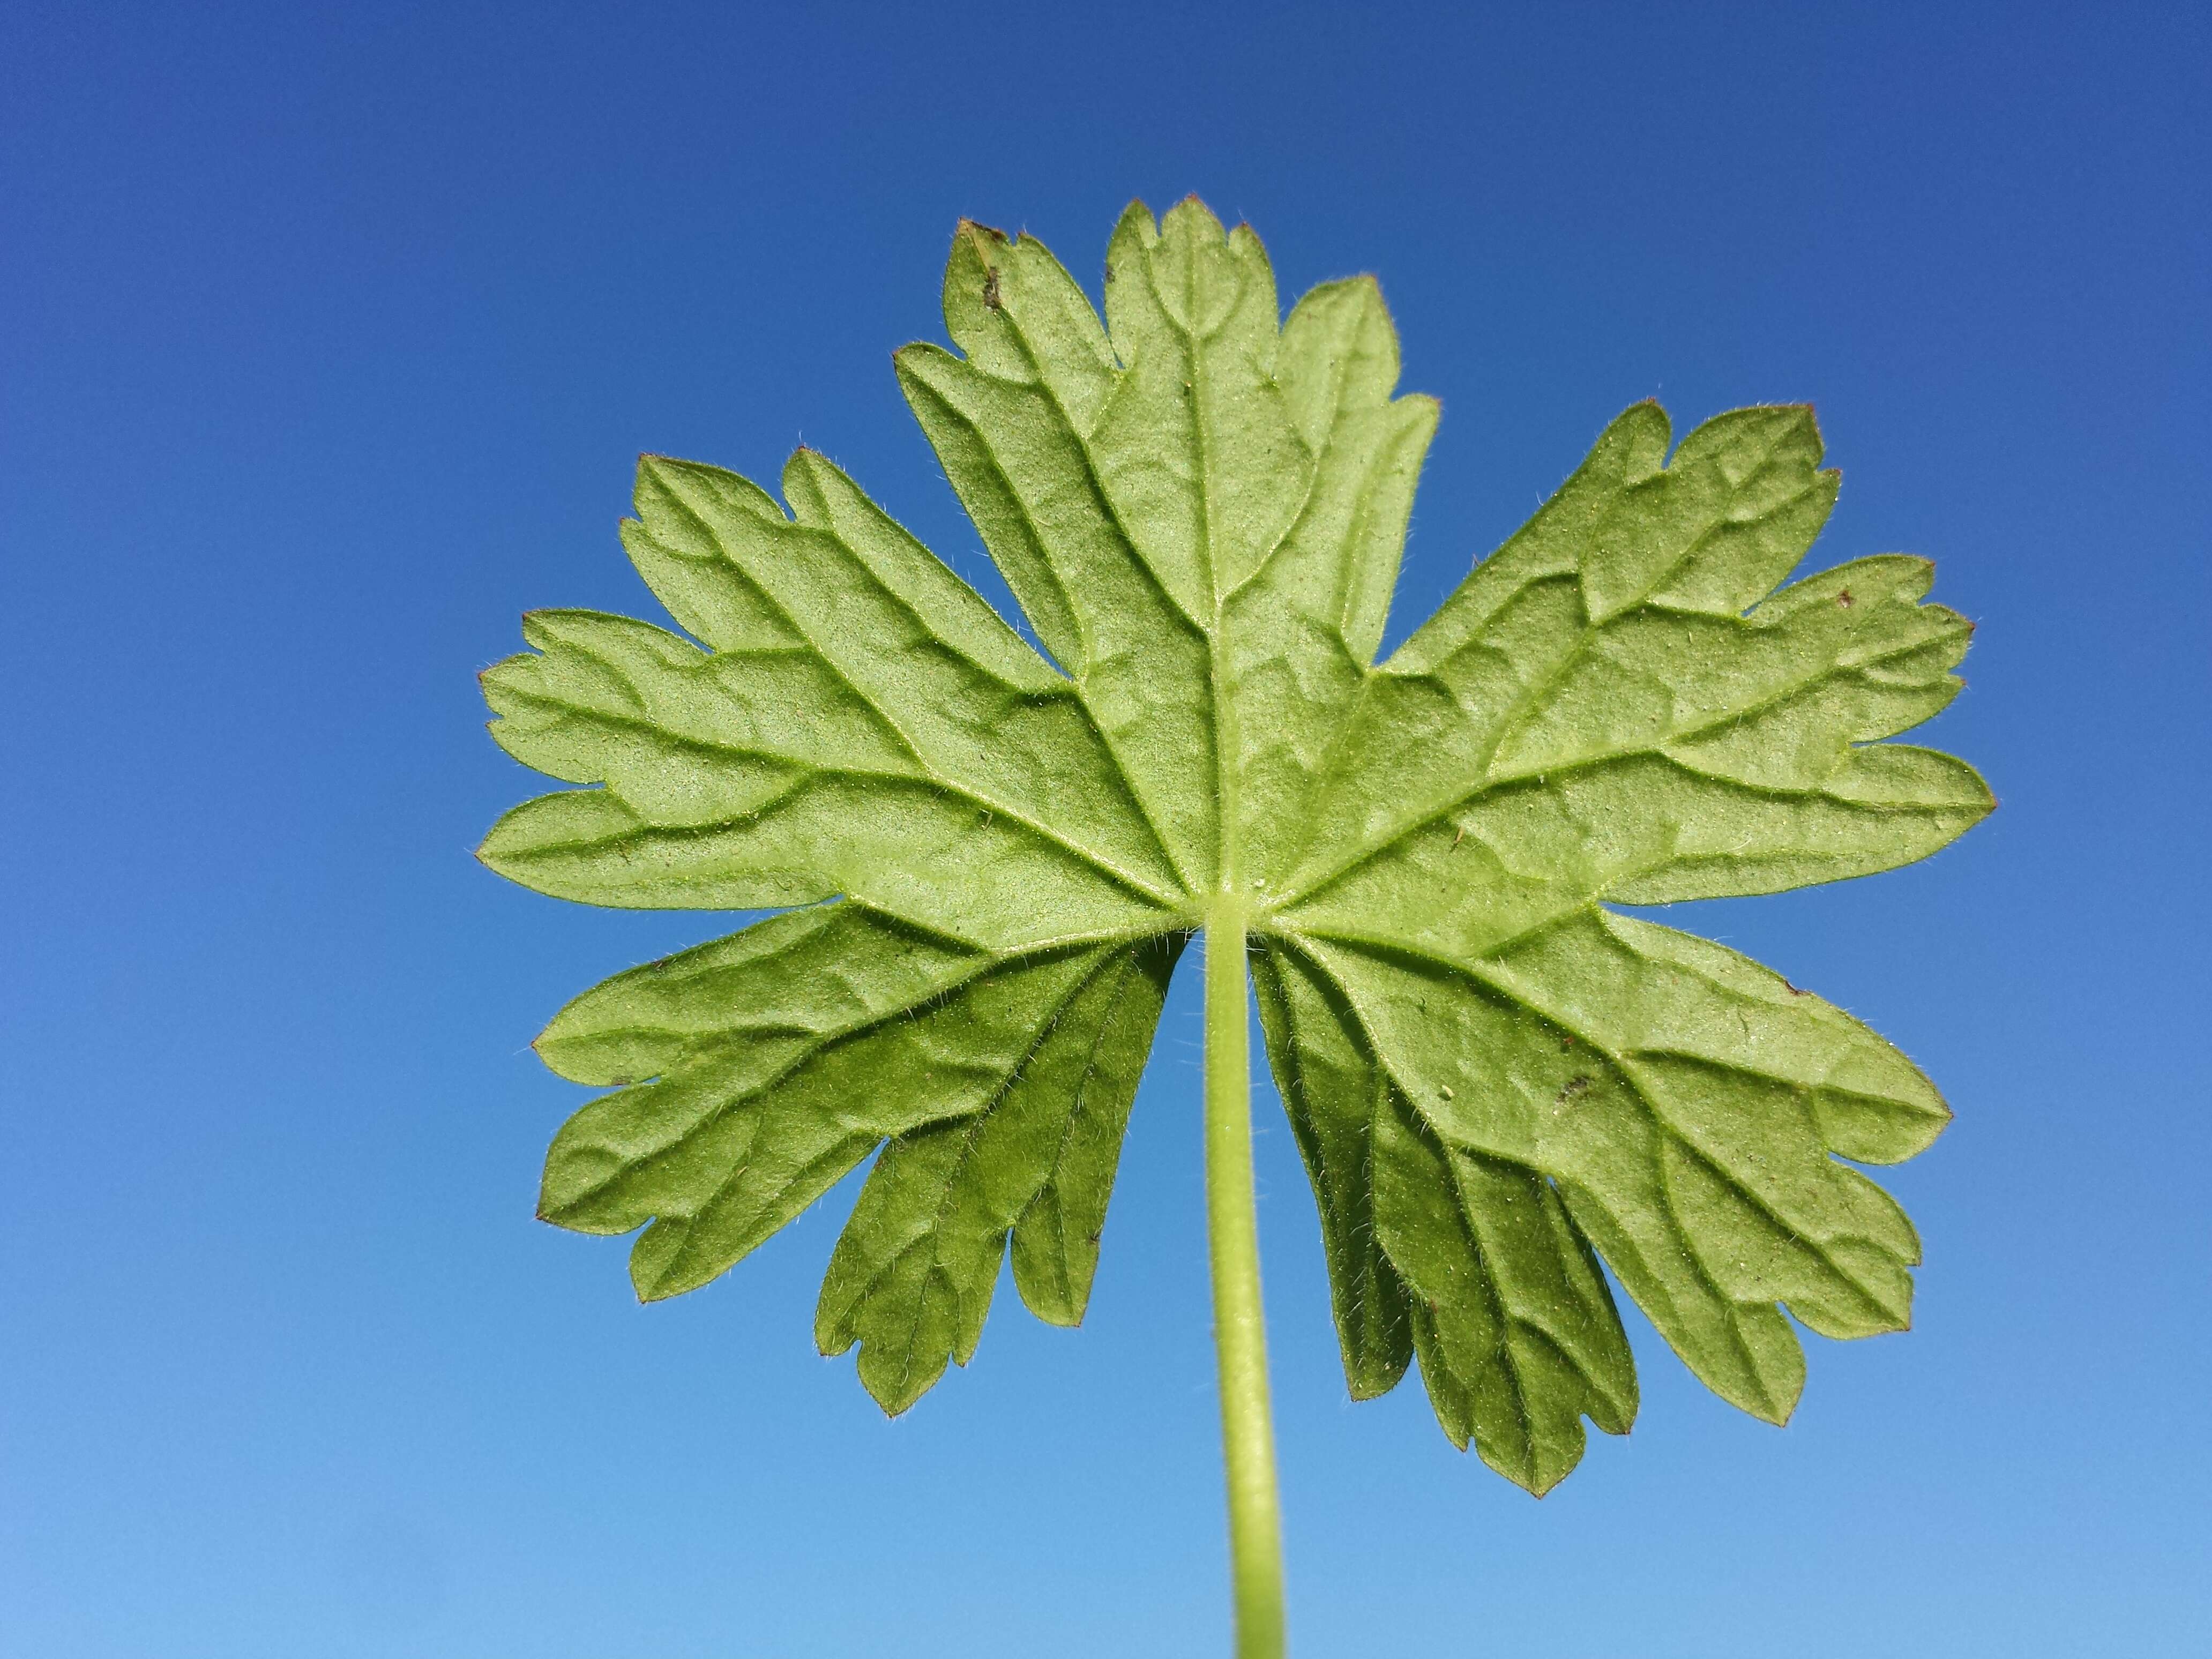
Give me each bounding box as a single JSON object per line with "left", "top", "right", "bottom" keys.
{"left": 1204, "top": 906, "right": 1286, "bottom": 1659}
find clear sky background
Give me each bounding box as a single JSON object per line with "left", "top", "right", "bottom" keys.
{"left": 4, "top": 3, "right": 2207, "bottom": 1655}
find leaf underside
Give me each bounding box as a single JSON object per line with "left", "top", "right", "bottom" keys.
{"left": 481, "top": 198, "right": 1989, "bottom": 1494}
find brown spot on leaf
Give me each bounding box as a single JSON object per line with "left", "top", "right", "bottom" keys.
{"left": 1836, "top": 588, "right": 1855, "bottom": 608}
{"left": 981, "top": 266, "right": 1002, "bottom": 310}
{"left": 1555, "top": 1074, "right": 1593, "bottom": 1105}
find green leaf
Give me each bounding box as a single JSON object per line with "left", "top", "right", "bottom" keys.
{"left": 481, "top": 198, "right": 1990, "bottom": 1488}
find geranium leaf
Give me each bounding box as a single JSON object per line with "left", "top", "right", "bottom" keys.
{"left": 481, "top": 198, "right": 1990, "bottom": 1489}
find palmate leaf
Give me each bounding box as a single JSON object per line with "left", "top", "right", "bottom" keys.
{"left": 480, "top": 198, "right": 1989, "bottom": 1491}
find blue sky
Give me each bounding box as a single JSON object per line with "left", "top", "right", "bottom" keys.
{"left": 3, "top": 3, "right": 2207, "bottom": 1654}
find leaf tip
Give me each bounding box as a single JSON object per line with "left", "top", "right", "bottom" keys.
{"left": 850, "top": 1354, "right": 934, "bottom": 1419}
{"left": 1748, "top": 1382, "right": 1800, "bottom": 1428}
{"left": 531, "top": 1170, "right": 572, "bottom": 1227}
{"left": 1109, "top": 198, "right": 1159, "bottom": 250}
{"left": 629, "top": 1260, "right": 679, "bottom": 1305}
{"left": 890, "top": 339, "right": 942, "bottom": 378}
{"left": 870, "top": 1386, "right": 917, "bottom": 1421}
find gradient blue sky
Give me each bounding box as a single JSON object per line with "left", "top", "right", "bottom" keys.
{"left": 4, "top": 3, "right": 2208, "bottom": 1655}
